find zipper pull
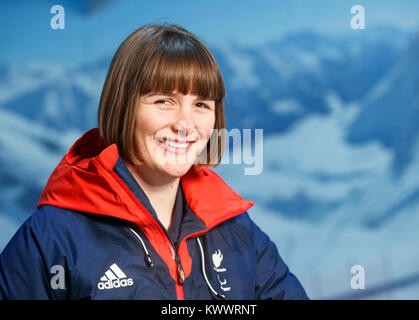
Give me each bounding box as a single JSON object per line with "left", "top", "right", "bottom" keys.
{"left": 144, "top": 253, "right": 154, "bottom": 267}
{"left": 175, "top": 254, "right": 185, "bottom": 285}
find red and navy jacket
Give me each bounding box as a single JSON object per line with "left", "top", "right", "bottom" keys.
{"left": 0, "top": 128, "right": 308, "bottom": 300}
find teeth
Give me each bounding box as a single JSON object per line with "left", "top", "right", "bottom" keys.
{"left": 159, "top": 139, "right": 190, "bottom": 148}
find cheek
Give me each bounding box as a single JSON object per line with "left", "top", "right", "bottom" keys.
{"left": 136, "top": 113, "right": 153, "bottom": 133}
{"left": 197, "top": 114, "right": 216, "bottom": 141}
{"left": 133, "top": 112, "right": 163, "bottom": 160}
{"left": 135, "top": 110, "right": 166, "bottom": 141}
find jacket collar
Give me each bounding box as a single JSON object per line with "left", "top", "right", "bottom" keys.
{"left": 37, "top": 128, "right": 254, "bottom": 231}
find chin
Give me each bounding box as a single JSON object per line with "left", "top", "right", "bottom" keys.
{"left": 153, "top": 146, "right": 202, "bottom": 178}
{"left": 160, "top": 163, "right": 194, "bottom": 178}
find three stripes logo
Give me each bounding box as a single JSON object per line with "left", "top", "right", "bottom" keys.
{"left": 97, "top": 263, "right": 134, "bottom": 290}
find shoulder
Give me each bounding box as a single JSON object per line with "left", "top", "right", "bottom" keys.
{"left": 27, "top": 205, "right": 82, "bottom": 228}
{"left": 27, "top": 205, "right": 124, "bottom": 230}
{"left": 4, "top": 206, "right": 132, "bottom": 269}
{"left": 18, "top": 205, "right": 127, "bottom": 250}
{"left": 230, "top": 211, "right": 266, "bottom": 235}
{"left": 214, "top": 211, "right": 272, "bottom": 251}
{"left": 22, "top": 205, "right": 93, "bottom": 238}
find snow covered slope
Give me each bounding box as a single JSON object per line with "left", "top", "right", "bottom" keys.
{"left": 0, "top": 27, "right": 417, "bottom": 299}
{"left": 0, "top": 109, "right": 81, "bottom": 247}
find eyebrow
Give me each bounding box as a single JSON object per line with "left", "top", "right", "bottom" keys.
{"left": 144, "top": 92, "right": 214, "bottom": 101}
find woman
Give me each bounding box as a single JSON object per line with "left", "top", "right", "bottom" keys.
{"left": 0, "top": 24, "right": 308, "bottom": 300}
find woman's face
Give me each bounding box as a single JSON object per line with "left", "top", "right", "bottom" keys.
{"left": 132, "top": 90, "right": 216, "bottom": 179}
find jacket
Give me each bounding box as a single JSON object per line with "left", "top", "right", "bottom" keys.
{"left": 0, "top": 128, "right": 308, "bottom": 300}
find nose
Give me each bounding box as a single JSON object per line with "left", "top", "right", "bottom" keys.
{"left": 172, "top": 104, "right": 195, "bottom": 137}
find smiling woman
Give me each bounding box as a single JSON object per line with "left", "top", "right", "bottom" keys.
{"left": 97, "top": 24, "right": 227, "bottom": 230}
{"left": 98, "top": 24, "right": 226, "bottom": 170}
{"left": 0, "top": 23, "right": 308, "bottom": 300}
{"left": 132, "top": 91, "right": 216, "bottom": 178}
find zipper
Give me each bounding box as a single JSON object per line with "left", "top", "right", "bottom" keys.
{"left": 129, "top": 225, "right": 185, "bottom": 299}
{"left": 168, "top": 236, "right": 186, "bottom": 295}
{"left": 175, "top": 254, "right": 185, "bottom": 284}
{"left": 133, "top": 202, "right": 186, "bottom": 290}
{"left": 107, "top": 169, "right": 254, "bottom": 300}
{"left": 151, "top": 218, "right": 186, "bottom": 290}
{"left": 109, "top": 170, "right": 186, "bottom": 299}
{"left": 128, "top": 227, "right": 154, "bottom": 267}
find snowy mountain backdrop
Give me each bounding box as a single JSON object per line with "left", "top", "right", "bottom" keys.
{"left": 1, "top": 26, "right": 418, "bottom": 299}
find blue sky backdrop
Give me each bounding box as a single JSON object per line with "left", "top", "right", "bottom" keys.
{"left": 1, "top": 0, "right": 418, "bottom": 66}
{"left": 1, "top": 0, "right": 419, "bottom": 299}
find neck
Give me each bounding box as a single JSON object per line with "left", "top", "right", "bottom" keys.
{"left": 124, "top": 161, "right": 180, "bottom": 230}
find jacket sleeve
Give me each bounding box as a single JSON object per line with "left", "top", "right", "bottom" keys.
{"left": 250, "top": 216, "right": 309, "bottom": 300}
{"left": 0, "top": 214, "right": 57, "bottom": 300}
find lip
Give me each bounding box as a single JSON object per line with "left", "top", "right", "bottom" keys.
{"left": 155, "top": 138, "right": 196, "bottom": 155}
{"left": 157, "top": 137, "right": 198, "bottom": 143}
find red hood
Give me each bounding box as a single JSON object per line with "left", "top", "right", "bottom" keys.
{"left": 37, "top": 128, "right": 254, "bottom": 231}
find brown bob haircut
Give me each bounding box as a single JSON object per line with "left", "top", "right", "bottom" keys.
{"left": 98, "top": 23, "right": 226, "bottom": 168}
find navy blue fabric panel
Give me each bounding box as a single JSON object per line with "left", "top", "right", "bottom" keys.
{"left": 0, "top": 204, "right": 308, "bottom": 300}
{"left": 243, "top": 213, "right": 309, "bottom": 300}
{"left": 0, "top": 205, "right": 179, "bottom": 300}
{"left": 0, "top": 214, "right": 56, "bottom": 299}
{"left": 169, "top": 182, "right": 184, "bottom": 248}
{"left": 177, "top": 201, "right": 206, "bottom": 249}
{"left": 181, "top": 212, "right": 309, "bottom": 300}
{"left": 113, "top": 156, "right": 185, "bottom": 247}
{"left": 113, "top": 156, "right": 158, "bottom": 219}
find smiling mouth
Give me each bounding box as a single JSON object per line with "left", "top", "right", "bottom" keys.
{"left": 156, "top": 137, "right": 198, "bottom": 153}
{"left": 158, "top": 138, "right": 190, "bottom": 149}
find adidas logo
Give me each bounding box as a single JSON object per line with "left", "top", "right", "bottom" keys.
{"left": 97, "top": 263, "right": 134, "bottom": 290}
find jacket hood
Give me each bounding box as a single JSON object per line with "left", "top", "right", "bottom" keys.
{"left": 37, "top": 128, "right": 255, "bottom": 231}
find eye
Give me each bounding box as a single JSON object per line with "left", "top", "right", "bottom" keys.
{"left": 155, "top": 99, "right": 172, "bottom": 106}
{"left": 196, "top": 102, "right": 211, "bottom": 110}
